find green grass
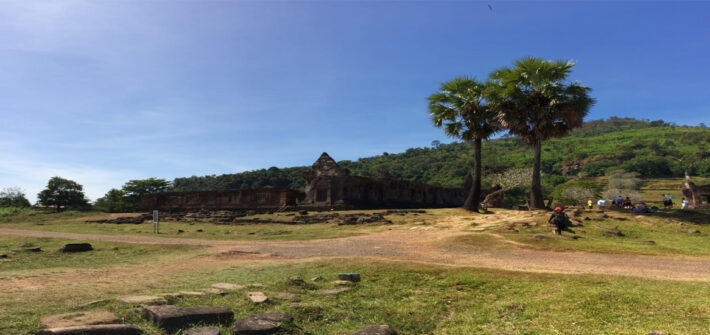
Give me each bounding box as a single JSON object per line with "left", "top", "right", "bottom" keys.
{"left": 0, "top": 235, "right": 200, "bottom": 272}
{"left": 458, "top": 209, "right": 710, "bottom": 257}
{"left": 0, "top": 210, "right": 392, "bottom": 241}
{"left": 3, "top": 259, "right": 708, "bottom": 334}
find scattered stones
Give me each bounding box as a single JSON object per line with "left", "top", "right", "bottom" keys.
{"left": 232, "top": 313, "right": 293, "bottom": 335}
{"left": 351, "top": 325, "right": 398, "bottom": 335}
{"left": 37, "top": 324, "right": 143, "bottom": 335}
{"left": 317, "top": 287, "right": 351, "bottom": 296}
{"left": 85, "top": 214, "right": 152, "bottom": 224}
{"left": 288, "top": 276, "right": 304, "bottom": 283}
{"left": 637, "top": 240, "right": 656, "bottom": 245}
{"left": 183, "top": 327, "right": 220, "bottom": 335}
{"left": 40, "top": 310, "right": 119, "bottom": 329}
{"left": 202, "top": 288, "right": 227, "bottom": 296}
{"left": 116, "top": 295, "right": 164, "bottom": 304}
{"left": 332, "top": 280, "right": 355, "bottom": 286}
{"left": 61, "top": 243, "right": 93, "bottom": 253}
{"left": 14, "top": 246, "right": 41, "bottom": 252}
{"left": 247, "top": 292, "right": 268, "bottom": 303}
{"left": 595, "top": 225, "right": 624, "bottom": 236}
{"left": 338, "top": 273, "right": 361, "bottom": 282}
{"left": 142, "top": 305, "right": 233, "bottom": 332}
{"left": 311, "top": 276, "right": 324, "bottom": 282}
{"left": 274, "top": 293, "right": 300, "bottom": 302}
{"left": 74, "top": 299, "right": 110, "bottom": 310}
{"left": 212, "top": 283, "right": 245, "bottom": 291}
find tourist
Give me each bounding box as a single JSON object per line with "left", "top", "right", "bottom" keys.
{"left": 668, "top": 196, "right": 674, "bottom": 209}
{"left": 614, "top": 195, "right": 623, "bottom": 208}
{"left": 682, "top": 197, "right": 688, "bottom": 210}
{"left": 624, "top": 196, "right": 632, "bottom": 209}
{"left": 632, "top": 202, "right": 650, "bottom": 213}
{"left": 662, "top": 194, "right": 669, "bottom": 209}
{"left": 548, "top": 206, "right": 570, "bottom": 235}
{"left": 597, "top": 198, "right": 606, "bottom": 209}
{"left": 587, "top": 197, "right": 593, "bottom": 209}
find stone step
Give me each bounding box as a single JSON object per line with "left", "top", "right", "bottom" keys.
{"left": 232, "top": 313, "right": 293, "bottom": 335}
{"left": 142, "top": 305, "right": 233, "bottom": 332}
{"left": 40, "top": 310, "right": 119, "bottom": 329}
{"left": 184, "top": 327, "right": 220, "bottom": 335}
{"left": 36, "top": 324, "right": 143, "bottom": 335}
{"left": 351, "top": 325, "right": 398, "bottom": 335}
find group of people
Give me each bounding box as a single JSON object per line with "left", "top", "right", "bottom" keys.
{"left": 585, "top": 195, "right": 689, "bottom": 210}
{"left": 587, "top": 196, "right": 632, "bottom": 209}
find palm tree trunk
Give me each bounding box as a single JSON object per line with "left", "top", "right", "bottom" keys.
{"left": 530, "top": 140, "right": 545, "bottom": 209}
{"left": 463, "top": 137, "right": 482, "bottom": 212}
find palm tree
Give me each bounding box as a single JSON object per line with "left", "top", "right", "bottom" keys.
{"left": 429, "top": 77, "right": 500, "bottom": 212}
{"left": 488, "top": 57, "right": 595, "bottom": 209}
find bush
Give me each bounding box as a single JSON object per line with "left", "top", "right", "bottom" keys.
{"left": 0, "top": 187, "right": 31, "bottom": 207}
{"left": 581, "top": 159, "right": 618, "bottom": 177}
{"left": 620, "top": 156, "right": 677, "bottom": 177}
{"left": 560, "top": 186, "right": 596, "bottom": 206}
{"left": 607, "top": 170, "right": 641, "bottom": 190}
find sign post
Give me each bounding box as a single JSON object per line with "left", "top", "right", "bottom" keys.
{"left": 153, "top": 210, "right": 159, "bottom": 234}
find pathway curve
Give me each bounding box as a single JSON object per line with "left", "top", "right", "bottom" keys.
{"left": 2, "top": 227, "right": 709, "bottom": 281}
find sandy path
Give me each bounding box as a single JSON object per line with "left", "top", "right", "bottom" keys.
{"left": 2, "top": 227, "right": 709, "bottom": 281}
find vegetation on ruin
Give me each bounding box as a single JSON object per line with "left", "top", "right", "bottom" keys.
{"left": 171, "top": 118, "right": 710, "bottom": 202}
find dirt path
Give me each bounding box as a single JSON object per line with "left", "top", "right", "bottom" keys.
{"left": 2, "top": 227, "right": 709, "bottom": 281}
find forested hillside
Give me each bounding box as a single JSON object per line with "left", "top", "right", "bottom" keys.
{"left": 172, "top": 118, "right": 710, "bottom": 192}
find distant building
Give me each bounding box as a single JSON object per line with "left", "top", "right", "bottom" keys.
{"left": 140, "top": 152, "right": 463, "bottom": 211}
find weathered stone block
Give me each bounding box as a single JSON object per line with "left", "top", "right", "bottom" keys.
{"left": 351, "top": 325, "right": 398, "bottom": 335}
{"left": 184, "top": 327, "right": 220, "bottom": 335}
{"left": 40, "top": 310, "right": 119, "bottom": 329}
{"left": 142, "top": 305, "right": 233, "bottom": 331}
{"left": 232, "top": 313, "right": 293, "bottom": 335}
{"left": 338, "top": 273, "right": 361, "bottom": 282}
{"left": 61, "top": 243, "right": 93, "bottom": 252}
{"left": 36, "top": 324, "right": 143, "bottom": 335}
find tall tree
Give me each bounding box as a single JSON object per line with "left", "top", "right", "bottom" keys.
{"left": 0, "top": 187, "right": 31, "bottom": 207}
{"left": 429, "top": 77, "right": 500, "bottom": 211}
{"left": 37, "top": 177, "right": 89, "bottom": 212}
{"left": 121, "top": 178, "right": 172, "bottom": 208}
{"left": 488, "top": 57, "right": 594, "bottom": 209}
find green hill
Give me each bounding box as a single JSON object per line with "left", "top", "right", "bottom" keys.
{"left": 172, "top": 117, "right": 710, "bottom": 192}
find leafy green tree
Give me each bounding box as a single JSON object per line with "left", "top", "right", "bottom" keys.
{"left": 121, "top": 178, "right": 172, "bottom": 208}
{"left": 429, "top": 77, "right": 500, "bottom": 211}
{"left": 94, "top": 189, "right": 132, "bottom": 213}
{"left": 488, "top": 57, "right": 594, "bottom": 209}
{"left": 0, "top": 187, "right": 31, "bottom": 207}
{"left": 37, "top": 177, "right": 89, "bottom": 212}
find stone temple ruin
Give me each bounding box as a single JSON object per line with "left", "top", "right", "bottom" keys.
{"left": 682, "top": 174, "right": 710, "bottom": 209}
{"left": 140, "top": 153, "right": 464, "bottom": 212}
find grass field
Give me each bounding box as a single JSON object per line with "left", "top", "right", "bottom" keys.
{"left": 2, "top": 259, "right": 708, "bottom": 334}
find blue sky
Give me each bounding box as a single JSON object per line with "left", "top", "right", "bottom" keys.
{"left": 1, "top": 1, "right": 708, "bottom": 202}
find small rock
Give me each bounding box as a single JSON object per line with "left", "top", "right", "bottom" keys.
{"left": 233, "top": 313, "right": 293, "bottom": 335}
{"left": 212, "top": 283, "right": 245, "bottom": 291}
{"left": 247, "top": 291, "right": 268, "bottom": 303}
{"left": 116, "top": 295, "right": 164, "bottom": 304}
{"left": 74, "top": 299, "right": 109, "bottom": 310}
{"left": 61, "top": 243, "right": 93, "bottom": 252}
{"left": 338, "top": 273, "right": 361, "bottom": 282}
{"left": 332, "top": 280, "right": 355, "bottom": 286}
{"left": 317, "top": 287, "right": 351, "bottom": 296}
{"left": 142, "top": 305, "right": 233, "bottom": 332}
{"left": 248, "top": 283, "right": 266, "bottom": 288}
{"left": 180, "top": 291, "right": 207, "bottom": 296}
{"left": 178, "top": 230, "right": 185, "bottom": 233}
{"left": 197, "top": 229, "right": 204, "bottom": 232}
{"left": 0, "top": 254, "right": 8, "bottom": 258}
{"left": 202, "top": 288, "right": 227, "bottom": 296}
{"left": 40, "top": 310, "right": 119, "bottom": 329}
{"left": 183, "top": 326, "right": 220, "bottom": 335}
{"left": 351, "top": 325, "right": 398, "bottom": 335}
{"left": 688, "top": 229, "right": 701, "bottom": 234}
{"left": 14, "top": 246, "right": 41, "bottom": 252}
{"left": 311, "top": 276, "right": 324, "bottom": 282}
{"left": 288, "top": 276, "right": 304, "bottom": 283}
{"left": 158, "top": 293, "right": 184, "bottom": 303}
{"left": 37, "top": 324, "right": 143, "bottom": 335}
{"left": 274, "top": 293, "right": 300, "bottom": 302}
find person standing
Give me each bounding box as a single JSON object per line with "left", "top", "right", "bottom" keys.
{"left": 597, "top": 198, "right": 606, "bottom": 209}
{"left": 681, "top": 197, "right": 689, "bottom": 209}
{"left": 587, "top": 197, "right": 594, "bottom": 209}
{"left": 549, "top": 206, "right": 570, "bottom": 235}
